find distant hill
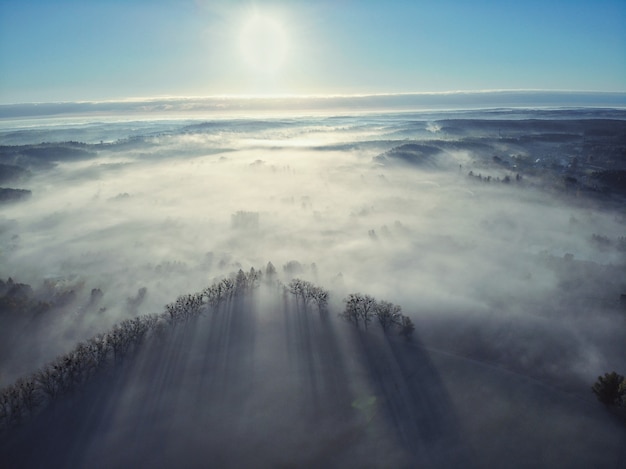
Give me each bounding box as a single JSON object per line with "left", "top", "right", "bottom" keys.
{"left": 0, "top": 142, "right": 95, "bottom": 168}
{"left": 0, "top": 188, "right": 31, "bottom": 203}
{"left": 374, "top": 143, "right": 445, "bottom": 168}
{"left": 592, "top": 170, "right": 626, "bottom": 195}
{"left": 0, "top": 164, "right": 30, "bottom": 184}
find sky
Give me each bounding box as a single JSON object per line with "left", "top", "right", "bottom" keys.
{"left": 0, "top": 0, "right": 625, "bottom": 103}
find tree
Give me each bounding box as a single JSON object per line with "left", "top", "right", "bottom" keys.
{"left": 341, "top": 293, "right": 376, "bottom": 329}
{"left": 309, "top": 286, "right": 329, "bottom": 314}
{"left": 220, "top": 278, "right": 235, "bottom": 299}
{"left": 15, "top": 377, "right": 38, "bottom": 415}
{"left": 398, "top": 315, "right": 415, "bottom": 339}
{"left": 0, "top": 386, "right": 11, "bottom": 427}
{"left": 6, "top": 385, "right": 23, "bottom": 425}
{"left": 374, "top": 300, "right": 401, "bottom": 331}
{"left": 203, "top": 277, "right": 235, "bottom": 309}
{"left": 203, "top": 284, "right": 221, "bottom": 309}
{"left": 288, "top": 278, "right": 307, "bottom": 303}
{"left": 166, "top": 293, "right": 204, "bottom": 323}
{"left": 108, "top": 324, "right": 132, "bottom": 361}
{"left": 619, "top": 380, "right": 626, "bottom": 407}
{"left": 265, "top": 262, "right": 277, "bottom": 284}
{"left": 235, "top": 269, "right": 248, "bottom": 294}
{"left": 246, "top": 267, "right": 262, "bottom": 289}
{"left": 285, "top": 278, "right": 329, "bottom": 314}
{"left": 592, "top": 371, "right": 625, "bottom": 406}
{"left": 283, "top": 260, "right": 303, "bottom": 277}
{"left": 34, "top": 365, "right": 61, "bottom": 401}
{"left": 85, "top": 333, "right": 109, "bottom": 372}
{"left": 341, "top": 294, "right": 360, "bottom": 327}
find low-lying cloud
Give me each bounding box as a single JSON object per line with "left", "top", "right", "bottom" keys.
{"left": 1, "top": 108, "right": 625, "bottom": 466}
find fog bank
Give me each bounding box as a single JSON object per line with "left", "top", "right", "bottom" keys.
{"left": 1, "top": 108, "right": 625, "bottom": 467}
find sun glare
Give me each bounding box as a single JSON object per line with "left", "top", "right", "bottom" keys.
{"left": 239, "top": 14, "right": 288, "bottom": 75}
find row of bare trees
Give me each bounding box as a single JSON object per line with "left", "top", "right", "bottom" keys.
{"left": 0, "top": 267, "right": 264, "bottom": 431}
{"left": 340, "top": 293, "right": 414, "bottom": 338}
{"left": 0, "top": 314, "right": 162, "bottom": 429}
{"left": 286, "top": 278, "right": 329, "bottom": 313}
{"left": 1, "top": 266, "right": 416, "bottom": 431}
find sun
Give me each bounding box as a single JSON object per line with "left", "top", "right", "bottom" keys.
{"left": 239, "top": 14, "right": 288, "bottom": 75}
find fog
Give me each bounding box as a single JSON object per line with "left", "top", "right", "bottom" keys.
{"left": 1, "top": 109, "right": 625, "bottom": 467}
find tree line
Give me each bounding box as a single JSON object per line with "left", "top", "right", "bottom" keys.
{"left": 283, "top": 279, "right": 415, "bottom": 338}
{"left": 0, "top": 267, "right": 265, "bottom": 431}
{"left": 286, "top": 278, "right": 329, "bottom": 313}
{"left": 338, "top": 293, "right": 414, "bottom": 338}
{"left": 0, "top": 264, "right": 415, "bottom": 431}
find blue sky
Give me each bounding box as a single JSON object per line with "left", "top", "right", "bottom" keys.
{"left": 1, "top": 0, "right": 624, "bottom": 103}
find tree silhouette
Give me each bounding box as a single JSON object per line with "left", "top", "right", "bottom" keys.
{"left": 287, "top": 278, "right": 307, "bottom": 303}
{"left": 34, "top": 365, "right": 61, "bottom": 401}
{"left": 235, "top": 269, "right": 248, "bottom": 294}
{"left": 285, "top": 278, "right": 329, "bottom": 314}
{"left": 374, "top": 300, "right": 402, "bottom": 331}
{"left": 0, "top": 268, "right": 417, "bottom": 433}
{"left": 0, "top": 386, "right": 11, "bottom": 426}
{"left": 265, "top": 262, "right": 277, "bottom": 284}
{"left": 246, "top": 267, "right": 262, "bottom": 289}
{"left": 592, "top": 371, "right": 625, "bottom": 406}
{"left": 309, "top": 285, "right": 329, "bottom": 313}
{"left": 398, "top": 315, "right": 415, "bottom": 339}
{"left": 340, "top": 294, "right": 413, "bottom": 338}
{"left": 342, "top": 293, "right": 376, "bottom": 329}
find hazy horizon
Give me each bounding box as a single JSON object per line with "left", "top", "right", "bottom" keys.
{"left": 1, "top": 102, "right": 625, "bottom": 469}
{"left": 2, "top": 90, "right": 625, "bottom": 122}
{"left": 1, "top": 1, "right": 625, "bottom": 467}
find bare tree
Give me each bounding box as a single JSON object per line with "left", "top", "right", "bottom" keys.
{"left": 166, "top": 293, "right": 204, "bottom": 323}
{"left": 341, "top": 293, "right": 376, "bottom": 329}
{"left": 0, "top": 386, "right": 11, "bottom": 427}
{"left": 108, "top": 324, "right": 132, "bottom": 362}
{"left": 220, "top": 278, "right": 235, "bottom": 300}
{"left": 6, "top": 385, "right": 23, "bottom": 425}
{"left": 85, "top": 333, "right": 110, "bottom": 372}
{"left": 34, "top": 365, "right": 61, "bottom": 401}
{"left": 374, "top": 300, "right": 402, "bottom": 331}
{"left": 310, "top": 286, "right": 329, "bottom": 314}
{"left": 265, "top": 261, "right": 277, "bottom": 284}
{"left": 203, "top": 284, "right": 221, "bottom": 309}
{"left": 288, "top": 278, "right": 307, "bottom": 303}
{"left": 15, "top": 377, "right": 38, "bottom": 415}
{"left": 398, "top": 315, "right": 415, "bottom": 339}
{"left": 203, "top": 277, "right": 235, "bottom": 309}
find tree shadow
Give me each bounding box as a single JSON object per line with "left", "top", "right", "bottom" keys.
{"left": 352, "top": 327, "right": 477, "bottom": 468}
{"left": 0, "top": 289, "right": 471, "bottom": 469}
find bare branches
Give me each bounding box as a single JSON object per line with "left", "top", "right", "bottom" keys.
{"left": 340, "top": 294, "right": 413, "bottom": 338}
{"left": 398, "top": 315, "right": 415, "bottom": 339}
{"left": 0, "top": 269, "right": 272, "bottom": 430}
{"left": 0, "top": 266, "right": 417, "bottom": 433}
{"left": 309, "top": 286, "right": 329, "bottom": 313}
{"left": 341, "top": 293, "right": 376, "bottom": 329}
{"left": 165, "top": 293, "right": 205, "bottom": 323}
{"left": 286, "top": 278, "right": 329, "bottom": 314}
{"left": 374, "top": 300, "right": 402, "bottom": 331}
{"left": 203, "top": 278, "right": 235, "bottom": 309}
